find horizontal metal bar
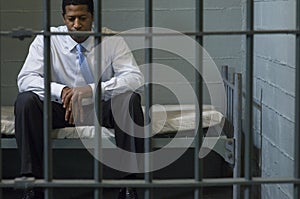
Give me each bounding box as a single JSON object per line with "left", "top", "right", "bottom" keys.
{"left": 186, "top": 30, "right": 300, "bottom": 35}
{"left": 1, "top": 136, "right": 233, "bottom": 166}
{"left": 1, "top": 177, "right": 300, "bottom": 189}
{"left": 0, "top": 136, "right": 230, "bottom": 149}
{"left": 1, "top": 29, "right": 300, "bottom": 39}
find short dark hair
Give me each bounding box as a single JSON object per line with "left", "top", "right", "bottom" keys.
{"left": 62, "top": 0, "right": 94, "bottom": 15}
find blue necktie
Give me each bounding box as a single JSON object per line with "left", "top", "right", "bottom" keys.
{"left": 76, "top": 44, "right": 94, "bottom": 84}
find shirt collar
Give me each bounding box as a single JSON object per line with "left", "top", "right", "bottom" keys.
{"left": 81, "top": 36, "right": 94, "bottom": 52}
{"left": 65, "top": 31, "right": 95, "bottom": 53}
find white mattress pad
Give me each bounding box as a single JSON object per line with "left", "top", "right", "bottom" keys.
{"left": 1, "top": 104, "right": 224, "bottom": 138}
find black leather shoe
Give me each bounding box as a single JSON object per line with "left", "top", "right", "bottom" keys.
{"left": 118, "top": 187, "right": 138, "bottom": 199}
{"left": 21, "top": 189, "right": 44, "bottom": 199}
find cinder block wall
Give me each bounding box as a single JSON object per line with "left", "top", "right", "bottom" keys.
{"left": 1, "top": 1, "right": 297, "bottom": 198}
{"left": 253, "top": 0, "right": 296, "bottom": 198}
{"left": 0, "top": 0, "right": 243, "bottom": 106}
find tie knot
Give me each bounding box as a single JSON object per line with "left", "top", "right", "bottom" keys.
{"left": 76, "top": 44, "right": 85, "bottom": 53}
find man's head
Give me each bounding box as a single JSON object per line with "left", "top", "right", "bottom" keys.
{"left": 62, "top": 0, "right": 94, "bottom": 15}
{"left": 62, "top": 0, "right": 94, "bottom": 43}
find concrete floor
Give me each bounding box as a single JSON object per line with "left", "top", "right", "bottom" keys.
{"left": 3, "top": 187, "right": 232, "bottom": 199}
{"left": 2, "top": 144, "right": 233, "bottom": 199}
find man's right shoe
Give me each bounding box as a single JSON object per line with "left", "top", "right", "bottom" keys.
{"left": 21, "top": 188, "right": 44, "bottom": 199}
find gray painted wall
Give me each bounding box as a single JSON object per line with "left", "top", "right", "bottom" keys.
{"left": 253, "top": 0, "right": 296, "bottom": 198}
{"left": 0, "top": 0, "right": 244, "bottom": 106}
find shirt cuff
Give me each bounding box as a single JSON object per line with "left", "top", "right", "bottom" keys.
{"left": 89, "top": 83, "right": 104, "bottom": 100}
{"left": 51, "top": 82, "right": 67, "bottom": 103}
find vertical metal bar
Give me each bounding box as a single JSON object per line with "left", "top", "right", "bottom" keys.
{"left": 221, "top": 65, "right": 229, "bottom": 119}
{"left": 233, "top": 73, "right": 242, "bottom": 199}
{"left": 195, "top": 0, "right": 203, "bottom": 198}
{"left": 230, "top": 86, "right": 233, "bottom": 122}
{"left": 43, "top": 0, "right": 52, "bottom": 198}
{"left": 244, "top": 0, "right": 254, "bottom": 198}
{"left": 294, "top": 0, "right": 300, "bottom": 198}
{"left": 93, "top": 0, "right": 103, "bottom": 198}
{"left": 221, "top": 65, "right": 229, "bottom": 81}
{"left": 0, "top": 17, "right": 2, "bottom": 199}
{"left": 144, "top": 0, "right": 153, "bottom": 199}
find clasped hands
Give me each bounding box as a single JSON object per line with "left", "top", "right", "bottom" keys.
{"left": 61, "top": 85, "right": 92, "bottom": 124}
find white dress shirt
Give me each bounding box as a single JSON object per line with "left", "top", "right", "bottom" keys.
{"left": 17, "top": 25, "right": 144, "bottom": 103}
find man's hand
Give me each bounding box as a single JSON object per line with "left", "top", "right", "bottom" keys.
{"left": 61, "top": 85, "right": 93, "bottom": 124}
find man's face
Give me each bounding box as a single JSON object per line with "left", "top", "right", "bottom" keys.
{"left": 63, "top": 4, "right": 93, "bottom": 43}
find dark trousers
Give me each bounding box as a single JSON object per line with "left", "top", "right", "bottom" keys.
{"left": 14, "top": 91, "right": 144, "bottom": 178}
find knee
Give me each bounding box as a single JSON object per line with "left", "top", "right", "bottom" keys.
{"left": 14, "top": 92, "right": 41, "bottom": 114}
{"left": 128, "top": 92, "right": 144, "bottom": 122}
{"left": 129, "top": 92, "right": 141, "bottom": 107}
{"left": 113, "top": 92, "right": 141, "bottom": 106}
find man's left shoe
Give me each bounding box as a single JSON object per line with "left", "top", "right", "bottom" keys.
{"left": 118, "top": 187, "right": 138, "bottom": 199}
{"left": 21, "top": 188, "right": 44, "bottom": 199}
{"left": 21, "top": 189, "right": 35, "bottom": 199}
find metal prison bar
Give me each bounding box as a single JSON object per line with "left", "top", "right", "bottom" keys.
{"left": 42, "top": 1, "right": 52, "bottom": 199}
{"left": 195, "top": 0, "right": 204, "bottom": 199}
{"left": 0, "top": 1, "right": 299, "bottom": 199}
{"left": 93, "top": 0, "right": 103, "bottom": 198}
{"left": 144, "top": 0, "right": 153, "bottom": 199}
{"left": 295, "top": 0, "right": 300, "bottom": 198}
{"left": 244, "top": 0, "right": 254, "bottom": 198}
{"left": 0, "top": 13, "right": 2, "bottom": 199}
{"left": 221, "top": 66, "right": 243, "bottom": 199}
